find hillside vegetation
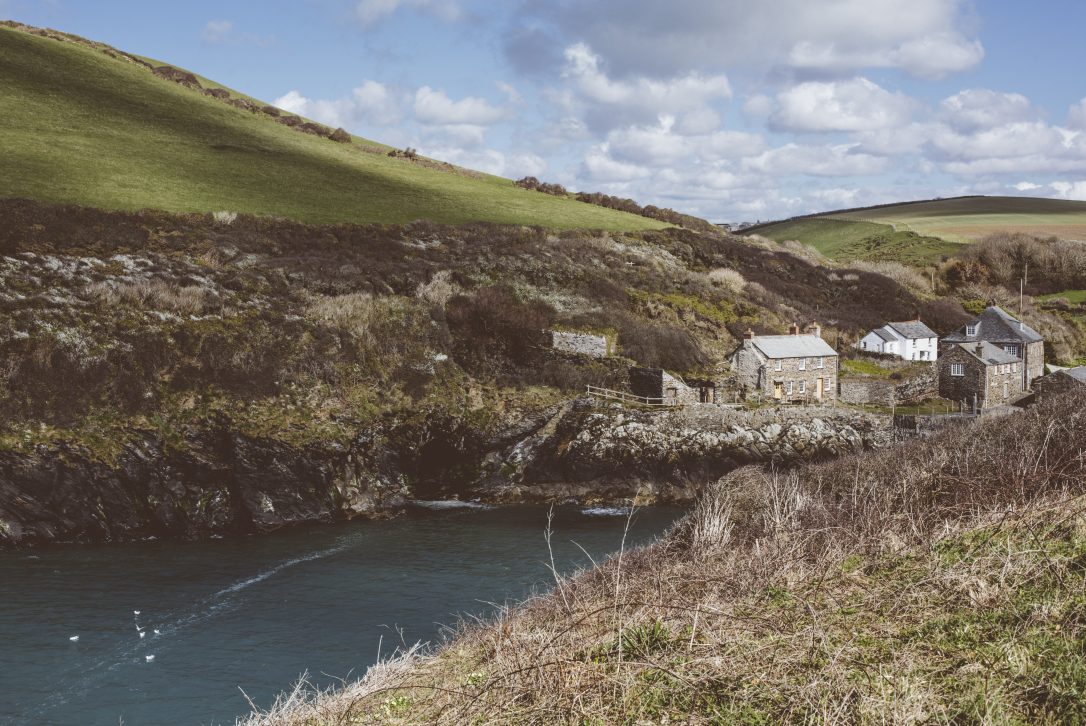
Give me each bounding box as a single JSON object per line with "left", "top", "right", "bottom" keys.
{"left": 0, "top": 23, "right": 662, "bottom": 231}
{"left": 245, "top": 390, "right": 1086, "bottom": 725}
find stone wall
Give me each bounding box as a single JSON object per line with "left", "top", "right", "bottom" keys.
{"left": 839, "top": 364, "right": 937, "bottom": 406}
{"left": 550, "top": 330, "right": 610, "bottom": 358}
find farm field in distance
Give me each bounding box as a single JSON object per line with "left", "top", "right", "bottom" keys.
{"left": 748, "top": 196, "right": 1086, "bottom": 266}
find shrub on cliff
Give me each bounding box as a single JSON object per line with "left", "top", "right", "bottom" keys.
{"left": 446, "top": 285, "right": 554, "bottom": 379}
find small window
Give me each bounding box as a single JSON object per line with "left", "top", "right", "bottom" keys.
{"left": 774, "top": 358, "right": 782, "bottom": 371}
{"left": 817, "top": 356, "right": 824, "bottom": 369}
{"left": 798, "top": 380, "right": 806, "bottom": 393}
{"left": 799, "top": 358, "right": 806, "bottom": 371}
{"left": 1013, "top": 362, "right": 1018, "bottom": 372}
{"left": 951, "top": 362, "right": 964, "bottom": 377}
{"left": 861, "top": 341, "right": 867, "bottom": 349}
{"left": 966, "top": 324, "right": 978, "bottom": 336}
{"left": 786, "top": 380, "right": 793, "bottom": 395}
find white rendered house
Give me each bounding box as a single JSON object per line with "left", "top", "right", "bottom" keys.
{"left": 857, "top": 320, "right": 939, "bottom": 361}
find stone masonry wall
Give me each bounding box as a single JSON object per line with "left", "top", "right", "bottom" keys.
{"left": 551, "top": 330, "right": 610, "bottom": 358}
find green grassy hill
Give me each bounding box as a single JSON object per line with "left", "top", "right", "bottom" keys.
{"left": 749, "top": 196, "right": 1086, "bottom": 265}
{"left": 0, "top": 24, "right": 663, "bottom": 231}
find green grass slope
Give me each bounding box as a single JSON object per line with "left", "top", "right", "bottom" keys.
{"left": 749, "top": 196, "right": 1086, "bottom": 265}
{"left": 0, "top": 25, "right": 663, "bottom": 231}
{"left": 748, "top": 217, "right": 957, "bottom": 265}
{"left": 832, "top": 195, "right": 1086, "bottom": 243}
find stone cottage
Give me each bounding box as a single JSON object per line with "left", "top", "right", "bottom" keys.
{"left": 629, "top": 367, "right": 716, "bottom": 405}
{"left": 942, "top": 305, "right": 1044, "bottom": 389}
{"left": 938, "top": 341, "right": 1024, "bottom": 410}
{"left": 730, "top": 323, "right": 839, "bottom": 403}
{"left": 856, "top": 319, "right": 939, "bottom": 361}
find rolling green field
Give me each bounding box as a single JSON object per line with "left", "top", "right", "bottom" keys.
{"left": 1039, "top": 289, "right": 1086, "bottom": 304}
{"left": 749, "top": 196, "right": 1086, "bottom": 265}
{"left": 831, "top": 196, "right": 1086, "bottom": 243}
{"left": 0, "top": 25, "right": 663, "bottom": 230}
{"left": 748, "top": 217, "right": 958, "bottom": 265}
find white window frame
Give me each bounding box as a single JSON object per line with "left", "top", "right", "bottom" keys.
{"left": 950, "top": 362, "right": 964, "bottom": 377}
{"left": 816, "top": 356, "right": 824, "bottom": 369}
{"left": 774, "top": 358, "right": 782, "bottom": 371}
{"left": 786, "top": 380, "right": 794, "bottom": 395}
{"left": 966, "top": 324, "right": 978, "bottom": 336}
{"left": 799, "top": 358, "right": 806, "bottom": 371}
{"left": 798, "top": 380, "right": 806, "bottom": 394}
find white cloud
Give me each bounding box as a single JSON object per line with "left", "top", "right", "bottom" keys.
{"left": 560, "top": 43, "right": 731, "bottom": 131}
{"left": 1014, "top": 181, "right": 1042, "bottom": 191}
{"left": 743, "top": 143, "right": 889, "bottom": 176}
{"left": 1050, "top": 181, "right": 1086, "bottom": 200}
{"left": 1070, "top": 99, "right": 1086, "bottom": 129}
{"left": 202, "top": 20, "right": 233, "bottom": 44}
{"left": 273, "top": 81, "right": 404, "bottom": 128}
{"left": 770, "top": 77, "right": 914, "bottom": 132}
{"left": 581, "top": 147, "right": 652, "bottom": 182}
{"left": 511, "top": 0, "right": 982, "bottom": 79}
{"left": 354, "top": 0, "right": 461, "bottom": 28}
{"left": 201, "top": 18, "right": 273, "bottom": 46}
{"left": 413, "top": 86, "right": 508, "bottom": 126}
{"left": 940, "top": 89, "right": 1036, "bottom": 131}
{"left": 424, "top": 147, "right": 547, "bottom": 178}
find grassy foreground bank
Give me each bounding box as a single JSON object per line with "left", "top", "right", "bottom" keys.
{"left": 245, "top": 391, "right": 1086, "bottom": 724}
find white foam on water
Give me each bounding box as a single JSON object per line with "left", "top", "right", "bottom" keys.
{"left": 581, "top": 506, "right": 631, "bottom": 517}
{"left": 410, "top": 499, "right": 492, "bottom": 510}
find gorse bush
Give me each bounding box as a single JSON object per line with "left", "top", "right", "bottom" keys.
{"left": 446, "top": 285, "right": 554, "bottom": 379}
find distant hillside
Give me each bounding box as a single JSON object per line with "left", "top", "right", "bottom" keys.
{"left": 748, "top": 196, "right": 1086, "bottom": 265}
{"left": 0, "top": 22, "right": 663, "bottom": 231}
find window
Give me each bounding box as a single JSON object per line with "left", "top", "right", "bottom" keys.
{"left": 1013, "top": 362, "right": 1018, "bottom": 372}
{"left": 861, "top": 341, "right": 867, "bottom": 349}
{"left": 817, "top": 356, "right": 824, "bottom": 369}
{"left": 799, "top": 358, "right": 806, "bottom": 371}
{"left": 786, "top": 380, "right": 793, "bottom": 395}
{"left": 951, "top": 362, "right": 964, "bottom": 376}
{"left": 966, "top": 324, "right": 978, "bottom": 336}
{"left": 798, "top": 380, "right": 806, "bottom": 394}
{"left": 1004, "top": 345, "right": 1019, "bottom": 357}
{"left": 774, "top": 358, "right": 782, "bottom": 371}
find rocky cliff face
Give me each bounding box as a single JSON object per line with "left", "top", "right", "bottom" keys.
{"left": 0, "top": 400, "right": 889, "bottom": 547}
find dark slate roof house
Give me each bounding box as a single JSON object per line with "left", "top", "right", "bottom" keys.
{"left": 886, "top": 320, "right": 938, "bottom": 340}
{"left": 943, "top": 305, "right": 1042, "bottom": 345}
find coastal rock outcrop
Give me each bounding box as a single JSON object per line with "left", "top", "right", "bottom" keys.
{"left": 0, "top": 399, "right": 890, "bottom": 547}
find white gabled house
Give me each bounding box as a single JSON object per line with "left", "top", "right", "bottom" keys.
{"left": 856, "top": 320, "right": 938, "bottom": 362}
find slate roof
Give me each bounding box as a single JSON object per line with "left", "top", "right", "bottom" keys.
{"left": 943, "top": 306, "right": 1043, "bottom": 344}
{"left": 955, "top": 341, "right": 1021, "bottom": 366}
{"left": 751, "top": 334, "right": 838, "bottom": 359}
{"left": 887, "top": 320, "right": 938, "bottom": 339}
{"left": 872, "top": 326, "right": 897, "bottom": 342}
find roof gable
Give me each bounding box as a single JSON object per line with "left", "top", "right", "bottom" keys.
{"left": 944, "top": 306, "right": 1043, "bottom": 344}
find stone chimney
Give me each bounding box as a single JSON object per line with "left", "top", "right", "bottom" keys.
{"left": 807, "top": 321, "right": 822, "bottom": 338}
{"left": 788, "top": 322, "right": 800, "bottom": 336}
{"left": 742, "top": 328, "right": 754, "bottom": 349}
{"left": 975, "top": 342, "right": 984, "bottom": 356}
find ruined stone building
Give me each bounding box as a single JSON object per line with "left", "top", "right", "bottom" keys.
{"left": 938, "top": 341, "right": 1025, "bottom": 410}
{"left": 942, "top": 305, "right": 1044, "bottom": 389}
{"left": 630, "top": 368, "right": 716, "bottom": 405}
{"left": 730, "top": 323, "right": 839, "bottom": 403}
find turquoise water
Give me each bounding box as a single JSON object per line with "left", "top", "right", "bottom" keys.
{"left": 0, "top": 503, "right": 682, "bottom": 725}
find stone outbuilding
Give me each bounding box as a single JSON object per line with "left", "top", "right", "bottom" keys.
{"left": 856, "top": 319, "right": 939, "bottom": 361}
{"left": 938, "top": 341, "right": 1025, "bottom": 410}
{"left": 942, "top": 305, "right": 1044, "bottom": 389}
{"left": 630, "top": 367, "right": 716, "bottom": 405}
{"left": 730, "top": 323, "right": 839, "bottom": 403}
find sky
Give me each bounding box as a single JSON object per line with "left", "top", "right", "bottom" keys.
{"left": 5, "top": 0, "right": 1086, "bottom": 223}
